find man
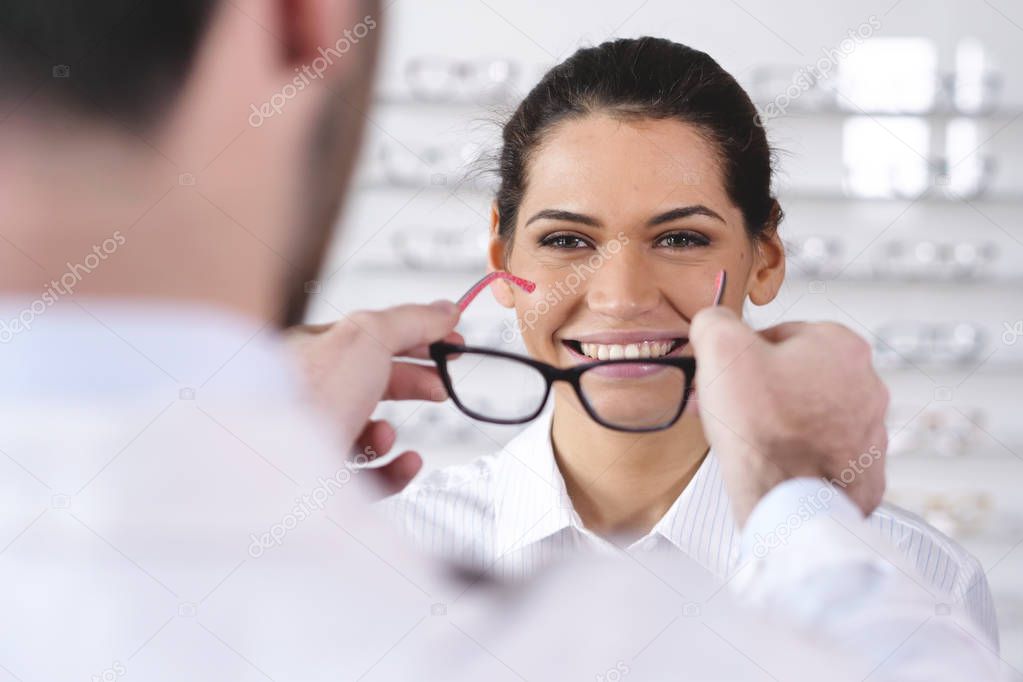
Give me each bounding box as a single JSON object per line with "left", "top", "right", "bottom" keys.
{"left": 0, "top": 2, "right": 999, "bottom": 680}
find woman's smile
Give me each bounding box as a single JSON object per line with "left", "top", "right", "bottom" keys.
{"left": 560, "top": 334, "right": 688, "bottom": 363}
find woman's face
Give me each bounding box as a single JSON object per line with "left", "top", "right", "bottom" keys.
{"left": 489, "top": 113, "right": 785, "bottom": 428}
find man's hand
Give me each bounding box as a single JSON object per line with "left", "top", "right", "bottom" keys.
{"left": 286, "top": 300, "right": 462, "bottom": 495}
{"left": 688, "top": 307, "right": 889, "bottom": 526}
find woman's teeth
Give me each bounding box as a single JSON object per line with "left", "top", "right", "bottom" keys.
{"left": 578, "top": 340, "right": 676, "bottom": 361}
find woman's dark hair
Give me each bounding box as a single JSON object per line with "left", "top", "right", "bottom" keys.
{"left": 495, "top": 36, "right": 782, "bottom": 244}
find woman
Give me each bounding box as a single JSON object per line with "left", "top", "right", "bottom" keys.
{"left": 381, "top": 37, "right": 997, "bottom": 644}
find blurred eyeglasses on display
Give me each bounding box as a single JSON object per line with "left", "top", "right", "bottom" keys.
{"left": 787, "top": 235, "right": 844, "bottom": 278}
{"left": 749, "top": 64, "right": 836, "bottom": 114}
{"left": 404, "top": 57, "right": 519, "bottom": 103}
{"left": 870, "top": 239, "right": 998, "bottom": 280}
{"left": 888, "top": 404, "right": 986, "bottom": 457}
{"left": 920, "top": 491, "right": 992, "bottom": 538}
{"left": 392, "top": 226, "right": 488, "bottom": 271}
{"left": 885, "top": 489, "right": 994, "bottom": 539}
{"left": 948, "top": 38, "right": 1003, "bottom": 115}
{"left": 750, "top": 38, "right": 1003, "bottom": 117}
{"left": 375, "top": 139, "right": 492, "bottom": 191}
{"left": 940, "top": 120, "right": 997, "bottom": 199}
{"left": 874, "top": 321, "right": 985, "bottom": 367}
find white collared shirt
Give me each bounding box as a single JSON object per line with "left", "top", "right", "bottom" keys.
{"left": 0, "top": 299, "right": 443, "bottom": 680}
{"left": 1, "top": 299, "right": 999, "bottom": 679}
{"left": 380, "top": 407, "right": 1000, "bottom": 647}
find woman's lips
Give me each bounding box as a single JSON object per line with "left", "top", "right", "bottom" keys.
{"left": 584, "top": 362, "right": 675, "bottom": 378}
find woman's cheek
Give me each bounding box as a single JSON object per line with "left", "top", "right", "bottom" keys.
{"left": 510, "top": 298, "right": 554, "bottom": 357}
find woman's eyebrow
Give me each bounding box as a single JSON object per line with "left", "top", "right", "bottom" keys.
{"left": 524, "top": 206, "right": 724, "bottom": 228}
{"left": 524, "top": 209, "right": 601, "bottom": 227}
{"left": 648, "top": 205, "right": 725, "bottom": 226}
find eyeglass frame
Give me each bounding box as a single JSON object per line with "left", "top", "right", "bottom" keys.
{"left": 428, "top": 269, "right": 727, "bottom": 433}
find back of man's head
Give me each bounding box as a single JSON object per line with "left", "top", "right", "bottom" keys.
{"left": 0, "top": 1, "right": 379, "bottom": 326}
{"left": 0, "top": 1, "right": 217, "bottom": 128}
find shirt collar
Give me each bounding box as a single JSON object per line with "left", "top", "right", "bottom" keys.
{"left": 492, "top": 407, "right": 578, "bottom": 556}
{"left": 491, "top": 408, "right": 740, "bottom": 573}
{"left": 647, "top": 451, "right": 739, "bottom": 573}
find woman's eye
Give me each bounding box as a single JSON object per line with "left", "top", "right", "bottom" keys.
{"left": 655, "top": 231, "right": 710, "bottom": 249}
{"left": 539, "top": 233, "right": 591, "bottom": 249}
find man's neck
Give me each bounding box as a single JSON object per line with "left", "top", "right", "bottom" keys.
{"left": 0, "top": 124, "right": 281, "bottom": 323}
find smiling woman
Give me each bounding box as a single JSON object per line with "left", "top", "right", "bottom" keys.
{"left": 379, "top": 36, "right": 998, "bottom": 645}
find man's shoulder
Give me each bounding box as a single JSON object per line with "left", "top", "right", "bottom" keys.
{"left": 867, "top": 501, "right": 985, "bottom": 590}
{"left": 868, "top": 500, "right": 998, "bottom": 646}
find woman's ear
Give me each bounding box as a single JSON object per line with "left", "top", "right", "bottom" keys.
{"left": 487, "top": 202, "right": 516, "bottom": 309}
{"left": 747, "top": 202, "right": 786, "bottom": 306}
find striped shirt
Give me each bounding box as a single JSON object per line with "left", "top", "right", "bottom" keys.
{"left": 380, "top": 408, "right": 999, "bottom": 647}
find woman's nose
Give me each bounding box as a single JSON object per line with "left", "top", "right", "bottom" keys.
{"left": 584, "top": 248, "right": 660, "bottom": 320}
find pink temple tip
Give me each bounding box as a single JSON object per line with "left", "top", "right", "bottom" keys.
{"left": 457, "top": 271, "right": 537, "bottom": 311}
{"left": 713, "top": 269, "right": 727, "bottom": 306}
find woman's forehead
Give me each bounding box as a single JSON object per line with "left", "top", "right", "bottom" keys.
{"left": 521, "top": 114, "right": 732, "bottom": 219}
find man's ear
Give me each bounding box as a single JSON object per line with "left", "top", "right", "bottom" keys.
{"left": 487, "top": 202, "right": 516, "bottom": 309}
{"left": 747, "top": 202, "right": 786, "bottom": 306}
{"left": 278, "top": 0, "right": 366, "bottom": 71}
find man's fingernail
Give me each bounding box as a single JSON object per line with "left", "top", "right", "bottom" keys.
{"left": 700, "top": 306, "right": 736, "bottom": 320}
{"left": 694, "top": 306, "right": 737, "bottom": 327}
{"left": 690, "top": 306, "right": 738, "bottom": 342}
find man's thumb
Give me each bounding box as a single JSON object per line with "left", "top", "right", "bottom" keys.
{"left": 689, "top": 306, "right": 757, "bottom": 366}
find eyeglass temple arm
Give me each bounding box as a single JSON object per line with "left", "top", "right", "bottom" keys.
{"left": 713, "top": 269, "right": 727, "bottom": 306}
{"left": 456, "top": 271, "right": 537, "bottom": 311}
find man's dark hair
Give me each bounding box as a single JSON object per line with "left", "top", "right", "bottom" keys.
{"left": 0, "top": 1, "right": 218, "bottom": 127}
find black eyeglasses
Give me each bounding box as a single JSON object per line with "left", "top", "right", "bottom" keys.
{"left": 429, "top": 270, "right": 727, "bottom": 433}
